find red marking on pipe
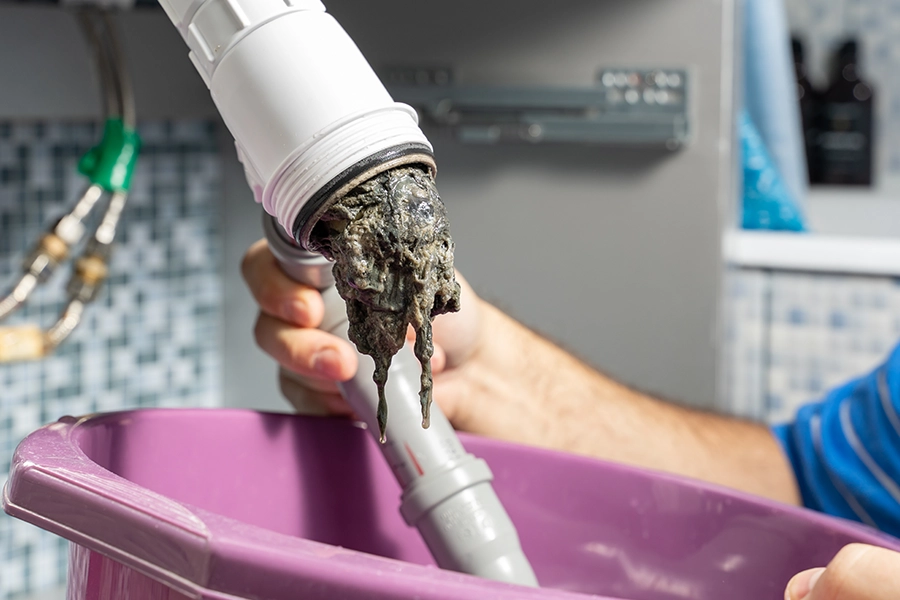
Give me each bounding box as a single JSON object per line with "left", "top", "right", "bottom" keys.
{"left": 405, "top": 442, "right": 424, "bottom": 476}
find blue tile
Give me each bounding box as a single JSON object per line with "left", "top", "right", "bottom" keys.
{"left": 0, "top": 119, "right": 223, "bottom": 598}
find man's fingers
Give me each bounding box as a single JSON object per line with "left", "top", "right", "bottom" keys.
{"left": 241, "top": 239, "right": 325, "bottom": 327}
{"left": 786, "top": 544, "right": 900, "bottom": 600}
{"left": 811, "top": 544, "right": 900, "bottom": 600}
{"left": 254, "top": 312, "right": 358, "bottom": 382}
{"left": 785, "top": 568, "right": 824, "bottom": 600}
{"left": 279, "top": 370, "right": 355, "bottom": 417}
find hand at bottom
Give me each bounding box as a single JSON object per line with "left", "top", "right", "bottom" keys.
{"left": 785, "top": 543, "right": 900, "bottom": 600}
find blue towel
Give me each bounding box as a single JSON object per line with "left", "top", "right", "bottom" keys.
{"left": 744, "top": 0, "right": 808, "bottom": 209}
{"left": 741, "top": 111, "right": 806, "bottom": 231}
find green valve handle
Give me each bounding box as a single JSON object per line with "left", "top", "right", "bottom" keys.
{"left": 77, "top": 118, "right": 141, "bottom": 193}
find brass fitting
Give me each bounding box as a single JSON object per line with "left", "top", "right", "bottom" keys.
{"left": 38, "top": 233, "right": 70, "bottom": 264}
{"left": 0, "top": 326, "right": 47, "bottom": 362}
{"left": 75, "top": 255, "right": 109, "bottom": 286}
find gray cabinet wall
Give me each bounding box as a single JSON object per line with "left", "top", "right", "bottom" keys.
{"left": 332, "top": 0, "right": 737, "bottom": 409}
{"left": 0, "top": 1, "right": 736, "bottom": 412}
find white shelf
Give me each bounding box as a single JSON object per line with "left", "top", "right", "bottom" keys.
{"left": 724, "top": 230, "right": 900, "bottom": 276}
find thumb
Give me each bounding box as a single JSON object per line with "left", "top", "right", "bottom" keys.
{"left": 786, "top": 544, "right": 900, "bottom": 600}
{"left": 784, "top": 568, "right": 823, "bottom": 600}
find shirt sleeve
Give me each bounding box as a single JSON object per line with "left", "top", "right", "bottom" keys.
{"left": 772, "top": 343, "right": 900, "bottom": 538}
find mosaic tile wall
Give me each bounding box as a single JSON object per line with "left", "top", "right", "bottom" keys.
{"left": 0, "top": 120, "right": 222, "bottom": 598}
{"left": 723, "top": 268, "right": 900, "bottom": 423}
{"left": 785, "top": 0, "right": 900, "bottom": 174}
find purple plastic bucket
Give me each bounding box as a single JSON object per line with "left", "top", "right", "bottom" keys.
{"left": 4, "top": 409, "right": 899, "bottom": 600}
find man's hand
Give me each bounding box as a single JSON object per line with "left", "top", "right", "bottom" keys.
{"left": 785, "top": 544, "right": 900, "bottom": 600}
{"left": 240, "top": 239, "right": 484, "bottom": 420}
{"left": 241, "top": 238, "right": 799, "bottom": 503}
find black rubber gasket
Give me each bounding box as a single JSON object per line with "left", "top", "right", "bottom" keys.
{"left": 291, "top": 143, "right": 434, "bottom": 246}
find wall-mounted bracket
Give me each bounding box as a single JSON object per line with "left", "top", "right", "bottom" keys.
{"left": 383, "top": 67, "right": 691, "bottom": 149}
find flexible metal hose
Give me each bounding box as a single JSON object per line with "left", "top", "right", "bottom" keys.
{"left": 43, "top": 11, "right": 134, "bottom": 353}
{"left": 0, "top": 8, "right": 135, "bottom": 360}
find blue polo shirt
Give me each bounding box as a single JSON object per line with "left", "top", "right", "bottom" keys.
{"left": 773, "top": 343, "right": 900, "bottom": 538}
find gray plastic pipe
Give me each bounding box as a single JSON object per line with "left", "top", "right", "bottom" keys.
{"left": 264, "top": 215, "right": 538, "bottom": 586}
{"left": 157, "top": 0, "right": 534, "bottom": 583}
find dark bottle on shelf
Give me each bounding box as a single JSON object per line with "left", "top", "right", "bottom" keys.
{"left": 810, "top": 39, "right": 875, "bottom": 186}
{"left": 791, "top": 37, "right": 819, "bottom": 183}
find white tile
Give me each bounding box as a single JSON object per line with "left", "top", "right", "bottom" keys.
{"left": 1, "top": 557, "right": 26, "bottom": 595}
{"left": 12, "top": 404, "right": 41, "bottom": 440}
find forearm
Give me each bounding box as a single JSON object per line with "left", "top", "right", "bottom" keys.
{"left": 451, "top": 302, "right": 801, "bottom": 505}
